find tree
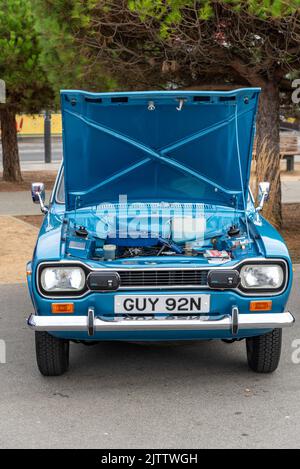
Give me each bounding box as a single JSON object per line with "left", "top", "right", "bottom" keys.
{"left": 33, "top": 0, "right": 300, "bottom": 226}
{"left": 32, "top": 0, "right": 115, "bottom": 98}
{"left": 0, "top": 0, "right": 53, "bottom": 182}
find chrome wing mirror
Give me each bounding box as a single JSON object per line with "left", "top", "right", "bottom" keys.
{"left": 31, "top": 182, "right": 48, "bottom": 214}
{"left": 256, "top": 182, "right": 270, "bottom": 214}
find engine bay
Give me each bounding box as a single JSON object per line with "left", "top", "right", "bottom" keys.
{"left": 64, "top": 203, "right": 256, "bottom": 264}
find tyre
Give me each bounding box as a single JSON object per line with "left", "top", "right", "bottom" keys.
{"left": 35, "top": 331, "right": 69, "bottom": 376}
{"left": 246, "top": 328, "right": 282, "bottom": 373}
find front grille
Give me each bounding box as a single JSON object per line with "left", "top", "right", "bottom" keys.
{"left": 117, "top": 269, "right": 208, "bottom": 288}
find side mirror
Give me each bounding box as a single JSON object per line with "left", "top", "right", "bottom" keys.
{"left": 257, "top": 182, "right": 270, "bottom": 212}
{"left": 31, "top": 182, "right": 48, "bottom": 214}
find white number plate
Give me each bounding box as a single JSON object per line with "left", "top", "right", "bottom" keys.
{"left": 114, "top": 294, "right": 210, "bottom": 315}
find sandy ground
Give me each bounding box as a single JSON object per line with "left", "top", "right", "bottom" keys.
{"left": 15, "top": 215, "right": 43, "bottom": 228}
{"left": 0, "top": 216, "right": 38, "bottom": 284}
{"left": 0, "top": 171, "right": 56, "bottom": 192}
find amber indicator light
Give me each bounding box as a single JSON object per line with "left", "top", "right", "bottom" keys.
{"left": 51, "top": 303, "right": 74, "bottom": 314}
{"left": 249, "top": 300, "right": 272, "bottom": 311}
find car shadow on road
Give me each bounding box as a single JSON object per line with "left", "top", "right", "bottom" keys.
{"left": 66, "top": 339, "right": 253, "bottom": 386}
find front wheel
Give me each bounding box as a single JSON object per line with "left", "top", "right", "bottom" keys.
{"left": 246, "top": 329, "right": 282, "bottom": 373}
{"left": 35, "top": 331, "right": 69, "bottom": 376}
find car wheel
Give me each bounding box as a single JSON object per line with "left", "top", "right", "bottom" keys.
{"left": 35, "top": 331, "right": 69, "bottom": 376}
{"left": 246, "top": 328, "right": 282, "bottom": 373}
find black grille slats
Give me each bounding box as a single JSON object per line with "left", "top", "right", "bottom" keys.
{"left": 118, "top": 270, "right": 208, "bottom": 288}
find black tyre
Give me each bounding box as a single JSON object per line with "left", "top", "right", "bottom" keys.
{"left": 35, "top": 331, "right": 69, "bottom": 376}
{"left": 246, "top": 329, "right": 282, "bottom": 373}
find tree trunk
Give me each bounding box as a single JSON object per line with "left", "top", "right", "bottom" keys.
{"left": 0, "top": 107, "right": 22, "bottom": 182}
{"left": 255, "top": 81, "right": 281, "bottom": 228}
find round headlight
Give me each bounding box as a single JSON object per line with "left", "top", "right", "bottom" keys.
{"left": 40, "top": 266, "right": 86, "bottom": 292}
{"left": 240, "top": 264, "right": 284, "bottom": 290}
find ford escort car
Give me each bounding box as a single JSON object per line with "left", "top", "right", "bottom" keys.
{"left": 27, "top": 89, "right": 294, "bottom": 376}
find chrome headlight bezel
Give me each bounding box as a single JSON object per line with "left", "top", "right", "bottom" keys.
{"left": 238, "top": 261, "right": 287, "bottom": 294}
{"left": 36, "top": 259, "right": 289, "bottom": 299}
{"left": 38, "top": 264, "right": 88, "bottom": 297}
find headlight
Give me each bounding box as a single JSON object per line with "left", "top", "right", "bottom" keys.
{"left": 40, "top": 266, "right": 86, "bottom": 292}
{"left": 240, "top": 264, "right": 284, "bottom": 290}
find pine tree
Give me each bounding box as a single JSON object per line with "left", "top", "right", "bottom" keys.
{"left": 0, "top": 0, "right": 53, "bottom": 182}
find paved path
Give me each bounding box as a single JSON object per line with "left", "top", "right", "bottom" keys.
{"left": 281, "top": 180, "right": 300, "bottom": 203}
{"left": 0, "top": 183, "right": 299, "bottom": 216}
{"left": 0, "top": 191, "right": 52, "bottom": 216}
{"left": 0, "top": 269, "right": 299, "bottom": 449}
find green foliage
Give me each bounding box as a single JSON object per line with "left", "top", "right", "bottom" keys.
{"left": 0, "top": 0, "right": 53, "bottom": 112}
{"left": 32, "top": 0, "right": 115, "bottom": 97}
{"left": 31, "top": 0, "right": 300, "bottom": 95}
{"left": 246, "top": 0, "right": 300, "bottom": 17}
{"left": 198, "top": 2, "right": 214, "bottom": 20}
{"left": 126, "top": 0, "right": 300, "bottom": 41}
{"left": 129, "top": 0, "right": 300, "bottom": 26}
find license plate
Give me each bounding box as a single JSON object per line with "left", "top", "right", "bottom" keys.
{"left": 114, "top": 294, "right": 210, "bottom": 314}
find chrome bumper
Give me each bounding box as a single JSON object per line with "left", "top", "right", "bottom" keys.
{"left": 27, "top": 309, "right": 295, "bottom": 336}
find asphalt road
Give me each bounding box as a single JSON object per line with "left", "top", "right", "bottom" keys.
{"left": 0, "top": 138, "right": 62, "bottom": 163}
{"left": 0, "top": 270, "right": 299, "bottom": 449}
{"left": 0, "top": 137, "right": 300, "bottom": 165}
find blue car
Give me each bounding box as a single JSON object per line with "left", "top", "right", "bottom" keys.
{"left": 27, "top": 89, "right": 294, "bottom": 376}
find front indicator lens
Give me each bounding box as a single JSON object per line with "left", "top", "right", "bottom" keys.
{"left": 250, "top": 300, "right": 272, "bottom": 311}
{"left": 41, "top": 267, "right": 85, "bottom": 292}
{"left": 240, "top": 264, "right": 284, "bottom": 290}
{"left": 52, "top": 303, "right": 74, "bottom": 313}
